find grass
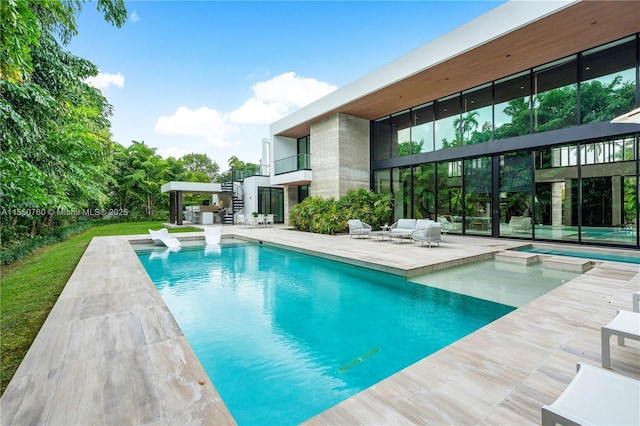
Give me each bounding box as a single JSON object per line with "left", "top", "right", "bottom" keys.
{"left": 0, "top": 221, "right": 198, "bottom": 395}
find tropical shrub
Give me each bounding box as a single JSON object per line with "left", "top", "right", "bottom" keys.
{"left": 289, "top": 189, "right": 392, "bottom": 235}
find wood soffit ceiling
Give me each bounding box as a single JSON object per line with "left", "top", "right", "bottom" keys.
{"left": 279, "top": 1, "right": 640, "bottom": 139}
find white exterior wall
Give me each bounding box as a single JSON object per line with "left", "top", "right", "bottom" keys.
{"left": 241, "top": 175, "right": 271, "bottom": 216}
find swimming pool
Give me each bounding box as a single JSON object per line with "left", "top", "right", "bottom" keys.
{"left": 516, "top": 245, "right": 640, "bottom": 264}
{"left": 137, "top": 243, "right": 514, "bottom": 425}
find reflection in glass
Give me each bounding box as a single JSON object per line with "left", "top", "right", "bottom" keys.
{"left": 464, "top": 157, "right": 492, "bottom": 235}
{"left": 392, "top": 167, "right": 411, "bottom": 222}
{"left": 580, "top": 36, "right": 636, "bottom": 124}
{"left": 533, "top": 56, "right": 577, "bottom": 132}
{"left": 373, "top": 117, "right": 391, "bottom": 161}
{"left": 436, "top": 161, "right": 463, "bottom": 234}
{"left": 411, "top": 103, "right": 434, "bottom": 153}
{"left": 494, "top": 71, "right": 531, "bottom": 139}
{"left": 461, "top": 84, "right": 493, "bottom": 145}
{"left": 435, "top": 94, "right": 461, "bottom": 150}
{"left": 499, "top": 151, "right": 533, "bottom": 238}
{"left": 413, "top": 164, "right": 435, "bottom": 219}
{"left": 392, "top": 110, "right": 412, "bottom": 158}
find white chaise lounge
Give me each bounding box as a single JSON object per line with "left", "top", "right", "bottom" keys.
{"left": 204, "top": 226, "right": 222, "bottom": 245}
{"left": 601, "top": 310, "right": 640, "bottom": 369}
{"left": 348, "top": 219, "right": 372, "bottom": 239}
{"left": 541, "top": 362, "right": 640, "bottom": 426}
{"left": 148, "top": 228, "right": 182, "bottom": 248}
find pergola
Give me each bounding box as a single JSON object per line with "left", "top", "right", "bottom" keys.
{"left": 160, "top": 181, "right": 223, "bottom": 225}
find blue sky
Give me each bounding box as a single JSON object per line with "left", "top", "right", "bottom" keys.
{"left": 68, "top": 0, "right": 505, "bottom": 170}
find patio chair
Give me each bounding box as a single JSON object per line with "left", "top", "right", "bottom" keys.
{"left": 389, "top": 219, "right": 417, "bottom": 242}
{"left": 204, "top": 226, "right": 222, "bottom": 245}
{"left": 266, "top": 214, "right": 274, "bottom": 227}
{"left": 148, "top": 228, "right": 181, "bottom": 248}
{"left": 236, "top": 214, "right": 246, "bottom": 227}
{"left": 601, "top": 310, "right": 640, "bottom": 369}
{"left": 411, "top": 222, "right": 442, "bottom": 247}
{"left": 348, "top": 219, "right": 372, "bottom": 239}
{"left": 541, "top": 362, "right": 640, "bottom": 426}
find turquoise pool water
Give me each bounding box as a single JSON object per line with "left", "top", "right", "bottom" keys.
{"left": 137, "top": 243, "right": 514, "bottom": 425}
{"left": 516, "top": 245, "right": 640, "bottom": 264}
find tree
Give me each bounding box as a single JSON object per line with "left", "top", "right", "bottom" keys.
{"left": 180, "top": 153, "right": 219, "bottom": 182}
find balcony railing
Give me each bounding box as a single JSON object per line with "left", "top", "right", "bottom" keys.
{"left": 274, "top": 154, "right": 311, "bottom": 175}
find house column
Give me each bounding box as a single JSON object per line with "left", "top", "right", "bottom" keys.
{"left": 176, "top": 191, "right": 183, "bottom": 225}
{"left": 169, "top": 192, "right": 176, "bottom": 224}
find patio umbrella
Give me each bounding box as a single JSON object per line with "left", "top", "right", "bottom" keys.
{"left": 611, "top": 106, "right": 640, "bottom": 124}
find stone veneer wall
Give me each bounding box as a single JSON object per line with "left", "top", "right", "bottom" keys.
{"left": 310, "top": 113, "right": 370, "bottom": 199}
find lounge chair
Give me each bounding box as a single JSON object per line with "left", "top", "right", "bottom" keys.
{"left": 601, "top": 310, "right": 640, "bottom": 369}
{"left": 348, "top": 219, "right": 372, "bottom": 239}
{"left": 541, "top": 362, "right": 640, "bottom": 426}
{"left": 148, "top": 228, "right": 181, "bottom": 248}
{"left": 389, "top": 219, "right": 417, "bottom": 242}
{"left": 411, "top": 222, "right": 442, "bottom": 247}
{"left": 204, "top": 226, "right": 222, "bottom": 245}
{"left": 265, "top": 214, "right": 274, "bottom": 227}
{"left": 510, "top": 216, "right": 532, "bottom": 233}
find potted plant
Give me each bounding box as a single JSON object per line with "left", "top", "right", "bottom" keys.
{"left": 252, "top": 211, "right": 259, "bottom": 217}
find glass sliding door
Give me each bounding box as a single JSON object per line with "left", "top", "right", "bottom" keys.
{"left": 412, "top": 164, "right": 435, "bottom": 220}
{"left": 579, "top": 136, "right": 638, "bottom": 245}
{"left": 464, "top": 156, "right": 492, "bottom": 235}
{"left": 392, "top": 166, "right": 411, "bottom": 222}
{"left": 436, "top": 160, "right": 463, "bottom": 234}
{"left": 534, "top": 144, "right": 579, "bottom": 242}
{"left": 499, "top": 151, "right": 533, "bottom": 238}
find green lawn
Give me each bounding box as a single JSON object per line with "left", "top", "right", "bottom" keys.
{"left": 0, "top": 222, "right": 197, "bottom": 395}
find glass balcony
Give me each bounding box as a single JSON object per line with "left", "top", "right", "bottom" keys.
{"left": 274, "top": 154, "right": 311, "bottom": 175}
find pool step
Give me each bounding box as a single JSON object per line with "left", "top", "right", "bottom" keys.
{"left": 495, "top": 251, "right": 539, "bottom": 265}
{"left": 542, "top": 255, "right": 594, "bottom": 273}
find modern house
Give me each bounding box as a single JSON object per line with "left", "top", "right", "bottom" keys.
{"left": 265, "top": 0, "right": 640, "bottom": 248}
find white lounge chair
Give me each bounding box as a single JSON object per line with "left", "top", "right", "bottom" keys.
{"left": 601, "top": 310, "right": 640, "bottom": 369}
{"left": 411, "top": 222, "right": 442, "bottom": 247}
{"left": 265, "top": 214, "right": 274, "bottom": 227}
{"left": 148, "top": 228, "right": 181, "bottom": 248}
{"left": 204, "top": 226, "right": 222, "bottom": 245}
{"left": 541, "top": 363, "right": 640, "bottom": 426}
{"left": 348, "top": 219, "right": 372, "bottom": 239}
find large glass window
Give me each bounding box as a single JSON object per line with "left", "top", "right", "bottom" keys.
{"left": 373, "top": 117, "right": 391, "bottom": 161}
{"left": 435, "top": 94, "right": 461, "bottom": 150}
{"left": 258, "top": 187, "right": 284, "bottom": 223}
{"left": 494, "top": 71, "right": 531, "bottom": 139}
{"left": 534, "top": 144, "right": 580, "bottom": 242}
{"left": 411, "top": 103, "right": 434, "bottom": 154}
{"left": 392, "top": 167, "right": 411, "bottom": 222}
{"left": 374, "top": 169, "right": 391, "bottom": 194}
{"left": 461, "top": 83, "right": 493, "bottom": 145}
{"left": 533, "top": 56, "right": 578, "bottom": 132}
{"left": 392, "top": 110, "right": 412, "bottom": 157}
{"left": 578, "top": 136, "right": 638, "bottom": 245}
{"left": 580, "top": 37, "right": 637, "bottom": 124}
{"left": 412, "top": 163, "right": 435, "bottom": 219}
{"left": 436, "top": 161, "right": 463, "bottom": 234}
{"left": 499, "top": 151, "right": 533, "bottom": 238}
{"left": 464, "top": 157, "right": 492, "bottom": 235}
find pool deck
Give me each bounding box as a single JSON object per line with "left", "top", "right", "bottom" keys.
{"left": 1, "top": 226, "right": 639, "bottom": 425}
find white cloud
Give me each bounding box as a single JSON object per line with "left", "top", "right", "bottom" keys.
{"left": 155, "top": 106, "right": 236, "bottom": 148}
{"left": 229, "top": 72, "right": 336, "bottom": 124}
{"left": 85, "top": 72, "right": 125, "bottom": 90}
{"left": 129, "top": 11, "right": 139, "bottom": 22}
{"left": 154, "top": 72, "right": 336, "bottom": 156}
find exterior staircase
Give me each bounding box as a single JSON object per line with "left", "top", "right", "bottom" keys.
{"left": 221, "top": 181, "right": 244, "bottom": 225}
